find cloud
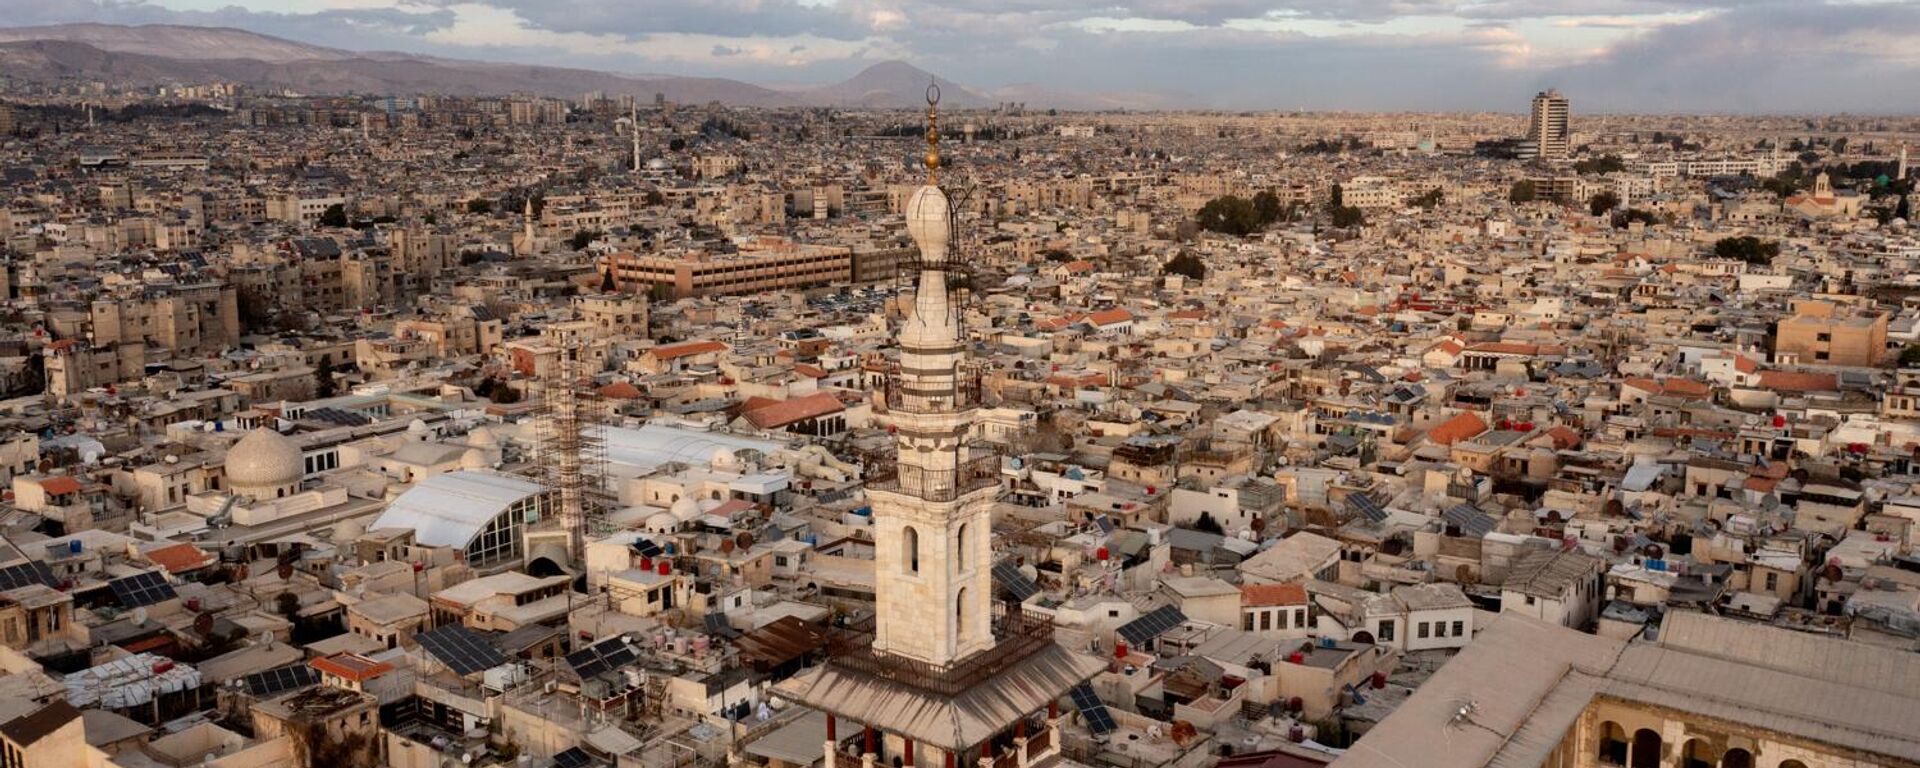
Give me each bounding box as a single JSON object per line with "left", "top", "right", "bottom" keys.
{"left": 711, "top": 44, "right": 743, "bottom": 56}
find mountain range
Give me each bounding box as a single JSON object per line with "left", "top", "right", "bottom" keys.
{"left": 0, "top": 23, "right": 1187, "bottom": 110}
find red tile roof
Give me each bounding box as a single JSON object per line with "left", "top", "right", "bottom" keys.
{"left": 1757, "top": 371, "right": 1839, "bottom": 393}
{"left": 312, "top": 653, "right": 393, "bottom": 683}
{"left": 1241, "top": 583, "right": 1308, "bottom": 607}
{"left": 649, "top": 340, "right": 727, "bottom": 360}
{"left": 742, "top": 392, "right": 845, "bottom": 429}
{"left": 145, "top": 542, "right": 215, "bottom": 574}
{"left": 596, "top": 381, "right": 642, "bottom": 400}
{"left": 1428, "top": 412, "right": 1489, "bottom": 446}
{"left": 37, "top": 476, "right": 81, "bottom": 496}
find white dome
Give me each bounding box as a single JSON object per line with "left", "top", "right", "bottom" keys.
{"left": 228, "top": 428, "right": 303, "bottom": 491}
{"left": 905, "top": 185, "right": 951, "bottom": 263}
{"left": 407, "top": 418, "right": 431, "bottom": 436}
{"left": 332, "top": 517, "right": 366, "bottom": 542}
{"left": 710, "top": 447, "right": 739, "bottom": 470}
{"left": 460, "top": 449, "right": 491, "bottom": 470}
{"left": 467, "top": 426, "right": 498, "bottom": 447}
{"left": 647, "top": 512, "right": 680, "bottom": 532}
{"left": 671, "top": 496, "right": 703, "bottom": 522}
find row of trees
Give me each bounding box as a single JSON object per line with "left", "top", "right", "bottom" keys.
{"left": 1194, "top": 190, "right": 1299, "bottom": 236}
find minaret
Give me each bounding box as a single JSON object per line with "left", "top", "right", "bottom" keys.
{"left": 524, "top": 196, "right": 536, "bottom": 243}
{"left": 630, "top": 102, "right": 642, "bottom": 174}
{"left": 869, "top": 83, "right": 997, "bottom": 667}
{"left": 1900, "top": 144, "right": 1910, "bottom": 181}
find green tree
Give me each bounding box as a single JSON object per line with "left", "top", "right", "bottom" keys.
{"left": 570, "top": 229, "right": 602, "bottom": 250}
{"left": 1330, "top": 206, "right": 1366, "bottom": 228}
{"left": 1193, "top": 511, "right": 1225, "bottom": 535}
{"left": 1163, "top": 251, "right": 1205, "bottom": 281}
{"left": 1252, "top": 190, "right": 1283, "bottom": 225}
{"left": 466, "top": 198, "right": 493, "bottom": 215}
{"left": 668, "top": 137, "right": 686, "bottom": 152}
{"left": 1195, "top": 195, "right": 1260, "bottom": 237}
{"left": 644, "top": 189, "right": 666, "bottom": 206}
{"left": 1410, "top": 189, "right": 1443, "bottom": 209}
{"left": 1589, "top": 191, "right": 1621, "bottom": 216}
{"left": 1328, "top": 183, "right": 1344, "bottom": 210}
{"left": 314, "top": 354, "right": 337, "bottom": 399}
{"left": 1901, "top": 345, "right": 1920, "bottom": 368}
{"left": 1508, "top": 180, "right": 1537, "bottom": 204}
{"left": 318, "top": 203, "right": 347, "bottom": 228}
{"left": 1573, "top": 155, "right": 1625, "bottom": 174}
{"left": 1612, "top": 209, "right": 1659, "bottom": 228}
{"left": 1712, "top": 236, "right": 1780, "bottom": 265}
{"left": 601, "top": 268, "right": 617, "bottom": 292}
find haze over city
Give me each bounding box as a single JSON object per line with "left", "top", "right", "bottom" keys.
{"left": 5, "top": 0, "right": 1920, "bottom": 112}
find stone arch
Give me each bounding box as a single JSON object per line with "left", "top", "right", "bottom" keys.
{"left": 1776, "top": 761, "right": 1806, "bottom": 768}
{"left": 955, "top": 522, "right": 969, "bottom": 569}
{"left": 1596, "top": 721, "right": 1627, "bottom": 766}
{"left": 1630, "top": 729, "right": 1662, "bottom": 768}
{"left": 955, "top": 586, "right": 969, "bottom": 638}
{"left": 1680, "top": 738, "right": 1717, "bottom": 768}
{"left": 1351, "top": 630, "right": 1376, "bottom": 644}
{"left": 1720, "top": 748, "right": 1752, "bottom": 768}
{"left": 903, "top": 526, "right": 920, "bottom": 573}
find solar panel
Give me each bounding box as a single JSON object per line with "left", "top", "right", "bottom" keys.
{"left": 0, "top": 561, "right": 55, "bottom": 591}
{"left": 567, "top": 635, "right": 638, "bottom": 678}
{"left": 631, "top": 538, "right": 663, "bottom": 558}
{"left": 553, "top": 747, "right": 596, "bottom": 768}
{"left": 243, "top": 664, "right": 318, "bottom": 697}
{"left": 1093, "top": 515, "right": 1116, "bottom": 534}
{"left": 1346, "top": 493, "right": 1388, "bottom": 523}
{"left": 1442, "top": 503, "right": 1497, "bottom": 538}
{"left": 704, "top": 612, "right": 740, "bottom": 639}
{"left": 1069, "top": 683, "right": 1117, "bottom": 735}
{"left": 108, "top": 571, "right": 178, "bottom": 608}
{"left": 992, "top": 560, "right": 1039, "bottom": 602}
{"left": 416, "top": 624, "right": 509, "bottom": 676}
{"left": 1117, "top": 605, "right": 1186, "bottom": 646}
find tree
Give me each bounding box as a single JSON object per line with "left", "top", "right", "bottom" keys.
{"left": 318, "top": 203, "right": 347, "bottom": 228}
{"left": 1329, "top": 205, "right": 1366, "bottom": 228}
{"left": 1410, "top": 189, "right": 1443, "bottom": 209}
{"left": 466, "top": 198, "right": 493, "bottom": 215}
{"left": 314, "top": 354, "right": 338, "bottom": 399}
{"left": 601, "top": 268, "right": 617, "bottom": 293}
{"left": 1712, "top": 235, "right": 1779, "bottom": 265}
{"left": 1573, "top": 155, "right": 1625, "bottom": 175}
{"left": 570, "top": 229, "right": 602, "bottom": 250}
{"left": 1193, "top": 511, "right": 1225, "bottom": 535}
{"left": 644, "top": 189, "right": 666, "bottom": 206}
{"left": 668, "top": 137, "right": 686, "bottom": 152}
{"left": 275, "top": 591, "right": 301, "bottom": 619}
{"left": 1163, "top": 251, "right": 1205, "bottom": 281}
{"left": 1252, "top": 190, "right": 1283, "bottom": 225}
{"left": 1195, "top": 195, "right": 1260, "bottom": 237}
{"left": 1612, "top": 209, "right": 1659, "bottom": 228}
{"left": 1328, "top": 183, "right": 1344, "bottom": 210}
{"left": 1588, "top": 191, "right": 1621, "bottom": 217}
{"left": 1901, "top": 345, "right": 1920, "bottom": 368}
{"left": 1508, "top": 180, "right": 1537, "bottom": 203}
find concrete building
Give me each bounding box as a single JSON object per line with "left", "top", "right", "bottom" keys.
{"left": 1528, "top": 89, "right": 1571, "bottom": 161}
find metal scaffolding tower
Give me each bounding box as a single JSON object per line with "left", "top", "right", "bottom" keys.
{"left": 533, "top": 342, "right": 608, "bottom": 564}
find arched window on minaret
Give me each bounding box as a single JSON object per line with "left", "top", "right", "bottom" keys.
{"left": 955, "top": 523, "right": 969, "bottom": 569}
{"left": 955, "top": 586, "right": 969, "bottom": 637}
{"left": 904, "top": 526, "right": 920, "bottom": 573}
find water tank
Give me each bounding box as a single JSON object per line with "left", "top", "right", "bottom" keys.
{"left": 69, "top": 540, "right": 82, "bottom": 554}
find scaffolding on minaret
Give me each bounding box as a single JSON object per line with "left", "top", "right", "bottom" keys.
{"left": 532, "top": 340, "right": 608, "bottom": 562}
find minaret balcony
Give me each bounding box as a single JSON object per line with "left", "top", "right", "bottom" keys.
{"left": 866, "top": 453, "right": 1001, "bottom": 503}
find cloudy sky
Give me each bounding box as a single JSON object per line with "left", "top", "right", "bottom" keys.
{"left": 11, "top": 0, "right": 1920, "bottom": 112}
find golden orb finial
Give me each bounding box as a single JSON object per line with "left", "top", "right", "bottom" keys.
{"left": 924, "top": 80, "right": 941, "bottom": 184}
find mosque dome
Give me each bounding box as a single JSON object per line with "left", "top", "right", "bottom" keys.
{"left": 407, "top": 418, "right": 431, "bottom": 437}
{"left": 332, "top": 517, "right": 366, "bottom": 542}
{"left": 228, "top": 428, "right": 303, "bottom": 496}
{"left": 467, "top": 425, "right": 498, "bottom": 447}
{"left": 647, "top": 512, "right": 680, "bottom": 533}
{"left": 710, "top": 447, "right": 739, "bottom": 470}
{"left": 460, "top": 449, "right": 492, "bottom": 470}
{"left": 671, "top": 495, "right": 703, "bottom": 522}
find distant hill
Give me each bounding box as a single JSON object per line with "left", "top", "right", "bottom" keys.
{"left": 803, "top": 61, "right": 991, "bottom": 108}
{"left": 0, "top": 23, "right": 1162, "bottom": 109}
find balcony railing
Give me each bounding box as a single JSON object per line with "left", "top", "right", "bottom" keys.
{"left": 833, "top": 752, "right": 864, "bottom": 768}
{"left": 1025, "top": 729, "right": 1052, "bottom": 758}
{"left": 866, "top": 453, "right": 1001, "bottom": 502}
{"left": 827, "top": 608, "right": 1055, "bottom": 697}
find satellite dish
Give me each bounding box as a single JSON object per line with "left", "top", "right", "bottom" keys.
{"left": 130, "top": 607, "right": 148, "bottom": 626}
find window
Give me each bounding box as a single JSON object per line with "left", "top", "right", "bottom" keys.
{"left": 1452, "top": 620, "right": 1464, "bottom": 636}
{"left": 1764, "top": 572, "right": 1779, "bottom": 591}
{"left": 1417, "top": 622, "right": 1430, "bottom": 639}
{"left": 1279, "top": 610, "right": 1289, "bottom": 630}
{"left": 1525, "top": 595, "right": 1536, "bottom": 606}
{"left": 1377, "top": 620, "right": 1395, "bottom": 643}
{"left": 956, "top": 523, "right": 970, "bottom": 569}
{"left": 1244, "top": 614, "right": 1254, "bottom": 631}
{"left": 903, "top": 526, "right": 920, "bottom": 574}
{"left": 1260, "top": 611, "right": 1271, "bottom": 631}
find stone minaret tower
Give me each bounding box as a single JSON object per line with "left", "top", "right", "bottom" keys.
{"left": 870, "top": 84, "right": 996, "bottom": 667}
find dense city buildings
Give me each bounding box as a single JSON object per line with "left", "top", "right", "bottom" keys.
{"left": 0, "top": 17, "right": 1917, "bottom": 768}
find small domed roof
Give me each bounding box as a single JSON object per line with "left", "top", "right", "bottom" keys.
{"left": 332, "top": 517, "right": 366, "bottom": 542}
{"left": 671, "top": 496, "right": 703, "bottom": 522}
{"left": 467, "top": 426, "right": 498, "bottom": 447}
{"left": 710, "top": 447, "right": 738, "bottom": 470}
{"left": 647, "top": 512, "right": 679, "bottom": 532}
{"left": 407, "top": 418, "right": 431, "bottom": 435}
{"left": 460, "top": 449, "right": 491, "bottom": 470}
{"left": 228, "top": 428, "right": 303, "bottom": 489}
